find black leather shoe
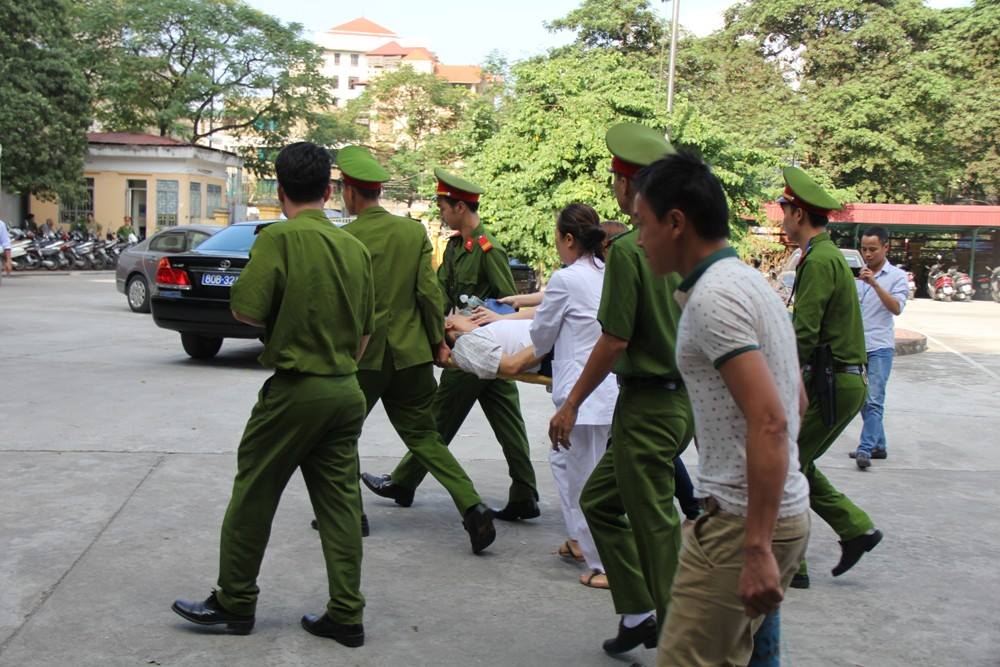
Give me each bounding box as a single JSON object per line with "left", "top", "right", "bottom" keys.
{"left": 361, "top": 472, "right": 414, "bottom": 508}
{"left": 490, "top": 499, "right": 540, "bottom": 521}
{"left": 311, "top": 514, "right": 370, "bottom": 537}
{"left": 463, "top": 503, "right": 496, "bottom": 554}
{"left": 171, "top": 591, "right": 254, "bottom": 635}
{"left": 602, "top": 616, "right": 657, "bottom": 654}
{"left": 832, "top": 529, "right": 883, "bottom": 576}
{"left": 790, "top": 573, "right": 811, "bottom": 589}
{"left": 301, "top": 612, "right": 364, "bottom": 648}
{"left": 849, "top": 449, "right": 887, "bottom": 460}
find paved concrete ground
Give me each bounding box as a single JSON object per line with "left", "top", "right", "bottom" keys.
{"left": 1, "top": 273, "right": 998, "bottom": 667}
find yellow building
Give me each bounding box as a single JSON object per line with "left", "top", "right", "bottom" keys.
{"left": 30, "top": 133, "right": 243, "bottom": 238}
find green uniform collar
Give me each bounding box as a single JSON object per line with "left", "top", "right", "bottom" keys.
{"left": 678, "top": 246, "right": 739, "bottom": 292}
{"left": 353, "top": 205, "right": 388, "bottom": 222}
{"left": 290, "top": 208, "right": 331, "bottom": 224}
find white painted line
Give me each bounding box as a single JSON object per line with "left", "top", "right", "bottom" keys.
{"left": 918, "top": 330, "right": 1000, "bottom": 383}
{"left": 90, "top": 279, "right": 116, "bottom": 284}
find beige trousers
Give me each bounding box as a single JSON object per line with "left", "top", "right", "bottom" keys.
{"left": 657, "top": 502, "right": 810, "bottom": 667}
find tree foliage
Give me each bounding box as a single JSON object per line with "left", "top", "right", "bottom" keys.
{"left": 545, "top": 0, "right": 665, "bottom": 53}
{"left": 461, "top": 47, "right": 774, "bottom": 272}
{"left": 77, "top": 0, "right": 329, "bottom": 174}
{"left": 0, "top": 0, "right": 91, "bottom": 200}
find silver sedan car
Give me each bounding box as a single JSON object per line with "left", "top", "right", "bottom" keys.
{"left": 116, "top": 225, "right": 221, "bottom": 312}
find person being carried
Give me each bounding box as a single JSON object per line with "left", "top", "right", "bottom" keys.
{"left": 444, "top": 313, "right": 547, "bottom": 380}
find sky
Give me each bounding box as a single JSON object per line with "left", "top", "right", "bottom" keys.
{"left": 244, "top": 0, "right": 973, "bottom": 66}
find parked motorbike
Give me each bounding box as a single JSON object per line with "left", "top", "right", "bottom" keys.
{"left": 986, "top": 266, "right": 1000, "bottom": 303}
{"left": 948, "top": 266, "right": 975, "bottom": 302}
{"left": 927, "top": 260, "right": 956, "bottom": 301}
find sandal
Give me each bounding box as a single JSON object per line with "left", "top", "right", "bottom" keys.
{"left": 580, "top": 570, "right": 609, "bottom": 589}
{"left": 556, "top": 539, "right": 585, "bottom": 562}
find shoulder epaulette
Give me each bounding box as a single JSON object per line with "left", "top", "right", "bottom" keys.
{"left": 478, "top": 235, "right": 493, "bottom": 253}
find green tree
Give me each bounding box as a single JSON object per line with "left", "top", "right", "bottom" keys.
{"left": 358, "top": 66, "right": 471, "bottom": 205}
{"left": 0, "top": 0, "right": 91, "bottom": 200}
{"left": 723, "top": 0, "right": 959, "bottom": 202}
{"left": 461, "top": 48, "right": 773, "bottom": 273}
{"left": 77, "top": 0, "right": 329, "bottom": 174}
{"left": 935, "top": 0, "right": 1000, "bottom": 203}
{"left": 546, "top": 0, "right": 665, "bottom": 53}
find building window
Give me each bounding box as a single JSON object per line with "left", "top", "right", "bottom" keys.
{"left": 189, "top": 182, "right": 202, "bottom": 223}
{"left": 349, "top": 76, "right": 360, "bottom": 90}
{"left": 332, "top": 75, "right": 340, "bottom": 89}
{"left": 156, "top": 179, "right": 179, "bottom": 227}
{"left": 255, "top": 179, "right": 278, "bottom": 202}
{"left": 334, "top": 52, "right": 341, "bottom": 65}
{"left": 351, "top": 53, "right": 359, "bottom": 66}
{"left": 207, "top": 183, "right": 223, "bottom": 213}
{"left": 59, "top": 177, "right": 94, "bottom": 226}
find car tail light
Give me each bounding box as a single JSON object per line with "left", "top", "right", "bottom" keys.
{"left": 156, "top": 257, "right": 191, "bottom": 289}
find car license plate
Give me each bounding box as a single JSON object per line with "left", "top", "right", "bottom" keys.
{"left": 201, "top": 272, "right": 236, "bottom": 287}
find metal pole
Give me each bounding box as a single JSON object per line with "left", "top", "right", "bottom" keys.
{"left": 666, "top": 0, "right": 681, "bottom": 115}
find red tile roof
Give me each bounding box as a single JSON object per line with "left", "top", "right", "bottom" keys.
{"left": 367, "top": 41, "right": 411, "bottom": 56}
{"left": 87, "top": 132, "right": 185, "bottom": 146}
{"left": 434, "top": 64, "right": 482, "bottom": 84}
{"left": 763, "top": 202, "right": 1000, "bottom": 228}
{"left": 403, "top": 47, "right": 437, "bottom": 62}
{"left": 329, "top": 18, "right": 395, "bottom": 35}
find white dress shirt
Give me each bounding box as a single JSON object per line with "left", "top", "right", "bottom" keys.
{"left": 530, "top": 256, "right": 618, "bottom": 425}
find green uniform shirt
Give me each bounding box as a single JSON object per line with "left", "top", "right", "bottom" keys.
{"left": 438, "top": 222, "right": 516, "bottom": 313}
{"left": 230, "top": 209, "right": 374, "bottom": 375}
{"left": 344, "top": 205, "right": 444, "bottom": 371}
{"left": 792, "top": 231, "right": 866, "bottom": 365}
{"left": 597, "top": 228, "right": 683, "bottom": 379}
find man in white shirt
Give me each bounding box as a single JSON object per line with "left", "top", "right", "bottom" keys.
{"left": 633, "top": 151, "right": 810, "bottom": 666}
{"left": 850, "top": 226, "right": 909, "bottom": 469}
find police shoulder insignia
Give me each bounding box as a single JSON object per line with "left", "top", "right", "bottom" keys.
{"left": 477, "top": 235, "right": 493, "bottom": 252}
{"left": 464, "top": 237, "right": 475, "bottom": 252}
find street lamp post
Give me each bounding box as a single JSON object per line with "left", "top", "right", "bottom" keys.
{"left": 665, "top": 0, "right": 681, "bottom": 115}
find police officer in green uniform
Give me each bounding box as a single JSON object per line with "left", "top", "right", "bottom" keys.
{"left": 172, "top": 142, "right": 374, "bottom": 647}
{"left": 362, "top": 168, "right": 540, "bottom": 520}
{"left": 335, "top": 146, "right": 495, "bottom": 554}
{"left": 779, "top": 166, "right": 883, "bottom": 589}
{"left": 549, "top": 123, "right": 693, "bottom": 654}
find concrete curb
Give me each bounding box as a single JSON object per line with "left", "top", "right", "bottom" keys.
{"left": 895, "top": 328, "right": 927, "bottom": 355}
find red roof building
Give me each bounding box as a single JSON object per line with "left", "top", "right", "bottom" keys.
{"left": 328, "top": 18, "right": 395, "bottom": 35}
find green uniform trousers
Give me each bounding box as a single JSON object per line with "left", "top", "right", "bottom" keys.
{"left": 580, "top": 385, "right": 693, "bottom": 625}
{"left": 216, "top": 372, "right": 366, "bottom": 624}
{"left": 358, "top": 351, "right": 481, "bottom": 514}
{"left": 798, "top": 372, "right": 873, "bottom": 544}
{"left": 391, "top": 368, "right": 538, "bottom": 504}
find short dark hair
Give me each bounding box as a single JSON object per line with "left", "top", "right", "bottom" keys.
{"left": 438, "top": 196, "right": 479, "bottom": 214}
{"left": 862, "top": 226, "right": 890, "bottom": 244}
{"left": 633, "top": 150, "right": 729, "bottom": 240}
{"left": 275, "top": 142, "right": 331, "bottom": 203}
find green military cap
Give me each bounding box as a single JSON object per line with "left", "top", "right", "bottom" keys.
{"left": 606, "top": 122, "right": 674, "bottom": 178}
{"left": 434, "top": 167, "right": 483, "bottom": 203}
{"left": 778, "top": 166, "right": 842, "bottom": 214}
{"left": 338, "top": 145, "right": 390, "bottom": 188}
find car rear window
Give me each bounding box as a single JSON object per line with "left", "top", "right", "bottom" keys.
{"left": 195, "top": 224, "right": 273, "bottom": 253}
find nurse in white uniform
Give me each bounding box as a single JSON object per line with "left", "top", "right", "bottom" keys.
{"left": 530, "top": 203, "right": 619, "bottom": 588}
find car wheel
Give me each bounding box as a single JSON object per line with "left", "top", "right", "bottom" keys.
{"left": 127, "top": 275, "right": 151, "bottom": 313}
{"left": 181, "top": 333, "right": 223, "bottom": 360}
